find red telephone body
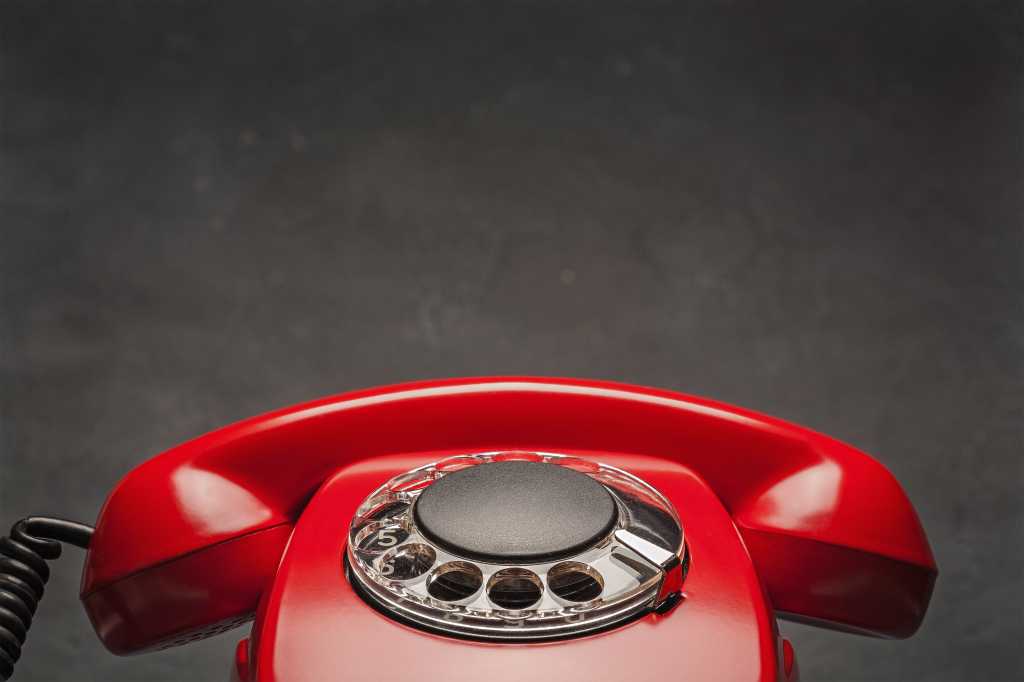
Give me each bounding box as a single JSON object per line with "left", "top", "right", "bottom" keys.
{"left": 81, "top": 378, "right": 936, "bottom": 681}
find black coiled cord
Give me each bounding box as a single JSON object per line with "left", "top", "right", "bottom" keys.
{"left": 0, "top": 517, "right": 92, "bottom": 681}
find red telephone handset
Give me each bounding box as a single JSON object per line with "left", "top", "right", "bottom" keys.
{"left": 13, "top": 379, "right": 938, "bottom": 681}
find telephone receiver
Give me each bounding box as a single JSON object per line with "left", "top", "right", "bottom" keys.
{"left": 1, "top": 378, "right": 936, "bottom": 681}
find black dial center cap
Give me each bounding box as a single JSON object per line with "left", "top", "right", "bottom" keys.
{"left": 413, "top": 461, "right": 618, "bottom": 563}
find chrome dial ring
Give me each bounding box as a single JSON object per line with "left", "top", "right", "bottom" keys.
{"left": 346, "top": 452, "right": 686, "bottom": 641}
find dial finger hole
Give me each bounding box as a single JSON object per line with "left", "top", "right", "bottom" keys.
{"left": 551, "top": 457, "right": 601, "bottom": 474}
{"left": 426, "top": 561, "right": 483, "bottom": 602}
{"left": 547, "top": 562, "right": 605, "bottom": 602}
{"left": 436, "top": 455, "right": 482, "bottom": 473}
{"left": 358, "top": 498, "right": 409, "bottom": 524}
{"left": 378, "top": 543, "right": 436, "bottom": 581}
{"left": 355, "top": 524, "right": 410, "bottom": 557}
{"left": 487, "top": 568, "right": 543, "bottom": 610}
{"left": 492, "top": 452, "right": 545, "bottom": 463}
{"left": 387, "top": 470, "right": 435, "bottom": 493}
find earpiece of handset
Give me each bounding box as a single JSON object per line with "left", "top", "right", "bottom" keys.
{"left": 0, "top": 517, "right": 93, "bottom": 681}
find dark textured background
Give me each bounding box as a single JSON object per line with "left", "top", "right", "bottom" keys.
{"left": 2, "top": 1, "right": 1021, "bottom": 680}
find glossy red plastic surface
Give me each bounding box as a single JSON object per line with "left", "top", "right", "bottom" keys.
{"left": 254, "top": 453, "right": 778, "bottom": 682}
{"left": 82, "top": 525, "right": 291, "bottom": 654}
{"left": 80, "top": 378, "right": 936, "bottom": 676}
{"left": 231, "top": 638, "right": 251, "bottom": 682}
{"left": 782, "top": 638, "right": 798, "bottom": 681}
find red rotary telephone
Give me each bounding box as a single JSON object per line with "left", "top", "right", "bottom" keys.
{"left": 1, "top": 378, "right": 936, "bottom": 681}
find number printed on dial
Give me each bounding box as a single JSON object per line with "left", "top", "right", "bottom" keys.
{"left": 357, "top": 525, "right": 410, "bottom": 556}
